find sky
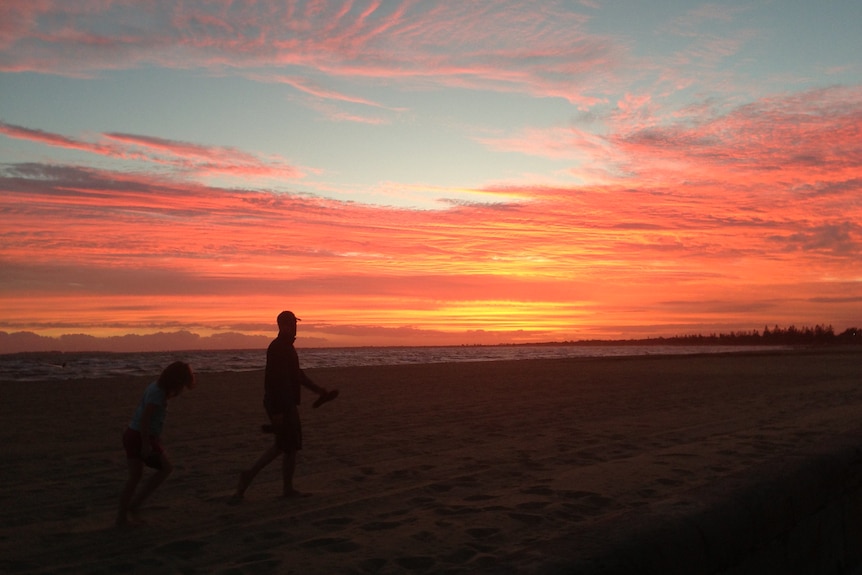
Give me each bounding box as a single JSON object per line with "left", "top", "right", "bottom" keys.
{"left": 1, "top": 0, "right": 861, "bottom": 352}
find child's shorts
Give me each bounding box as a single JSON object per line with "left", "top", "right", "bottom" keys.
{"left": 122, "top": 427, "right": 165, "bottom": 459}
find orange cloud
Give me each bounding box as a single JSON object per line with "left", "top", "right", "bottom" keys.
{"left": 3, "top": 110, "right": 860, "bottom": 349}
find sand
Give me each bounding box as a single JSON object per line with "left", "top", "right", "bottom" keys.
{"left": 1, "top": 348, "right": 861, "bottom": 574}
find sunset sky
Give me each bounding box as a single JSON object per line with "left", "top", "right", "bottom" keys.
{"left": 1, "top": 1, "right": 861, "bottom": 352}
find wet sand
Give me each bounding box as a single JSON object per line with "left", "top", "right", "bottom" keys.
{"left": 1, "top": 348, "right": 860, "bottom": 574}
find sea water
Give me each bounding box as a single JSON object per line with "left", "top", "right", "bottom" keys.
{"left": 0, "top": 344, "right": 787, "bottom": 382}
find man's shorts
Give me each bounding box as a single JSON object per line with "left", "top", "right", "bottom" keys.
{"left": 122, "top": 427, "right": 164, "bottom": 459}
{"left": 268, "top": 403, "right": 302, "bottom": 453}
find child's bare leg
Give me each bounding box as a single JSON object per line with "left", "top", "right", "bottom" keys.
{"left": 117, "top": 459, "right": 143, "bottom": 527}
{"left": 234, "top": 443, "right": 281, "bottom": 499}
{"left": 128, "top": 455, "right": 173, "bottom": 515}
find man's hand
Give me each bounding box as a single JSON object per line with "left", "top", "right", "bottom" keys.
{"left": 313, "top": 388, "right": 339, "bottom": 409}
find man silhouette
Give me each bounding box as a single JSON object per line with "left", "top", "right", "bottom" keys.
{"left": 233, "top": 311, "right": 336, "bottom": 499}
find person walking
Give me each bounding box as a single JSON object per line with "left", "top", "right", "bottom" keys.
{"left": 233, "top": 311, "right": 337, "bottom": 499}
{"left": 117, "top": 361, "right": 196, "bottom": 527}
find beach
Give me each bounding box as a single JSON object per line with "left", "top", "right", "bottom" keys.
{"left": 1, "top": 348, "right": 861, "bottom": 574}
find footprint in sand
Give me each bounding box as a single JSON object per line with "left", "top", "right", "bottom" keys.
{"left": 299, "top": 537, "right": 360, "bottom": 553}
{"left": 559, "top": 490, "right": 611, "bottom": 503}
{"left": 519, "top": 485, "right": 555, "bottom": 496}
{"left": 235, "top": 552, "right": 281, "bottom": 572}
{"left": 407, "top": 496, "right": 437, "bottom": 509}
{"left": 508, "top": 512, "right": 544, "bottom": 525}
{"left": 516, "top": 500, "right": 550, "bottom": 510}
{"left": 442, "top": 547, "right": 477, "bottom": 563}
{"left": 348, "top": 466, "right": 377, "bottom": 482}
{"left": 242, "top": 529, "right": 291, "bottom": 544}
{"left": 434, "top": 505, "right": 479, "bottom": 516}
{"left": 466, "top": 527, "right": 500, "bottom": 540}
{"left": 361, "top": 520, "right": 404, "bottom": 531}
{"left": 313, "top": 516, "right": 354, "bottom": 531}
{"left": 359, "top": 558, "right": 388, "bottom": 572}
{"left": 462, "top": 494, "right": 497, "bottom": 502}
{"left": 154, "top": 539, "right": 208, "bottom": 560}
{"left": 396, "top": 556, "right": 436, "bottom": 570}
{"left": 384, "top": 469, "right": 418, "bottom": 480}
{"left": 411, "top": 530, "right": 439, "bottom": 543}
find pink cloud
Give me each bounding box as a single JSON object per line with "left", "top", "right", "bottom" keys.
{"left": 475, "top": 127, "right": 625, "bottom": 185}
{"left": 0, "top": 1, "right": 618, "bottom": 107}
{"left": 478, "top": 85, "right": 862, "bottom": 196}
{"left": 477, "top": 85, "right": 862, "bottom": 195}
{"left": 261, "top": 73, "right": 400, "bottom": 110}
{"left": 614, "top": 86, "right": 862, "bottom": 189}
{"left": 0, "top": 121, "right": 305, "bottom": 181}
{"left": 665, "top": 4, "right": 749, "bottom": 35}
{"left": 0, "top": 121, "right": 119, "bottom": 156}
{"left": 3, "top": 137, "right": 859, "bottom": 285}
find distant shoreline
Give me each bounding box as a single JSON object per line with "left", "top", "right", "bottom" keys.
{"left": 0, "top": 340, "right": 802, "bottom": 359}
{"left": 2, "top": 324, "right": 859, "bottom": 356}
{"left": 2, "top": 338, "right": 859, "bottom": 358}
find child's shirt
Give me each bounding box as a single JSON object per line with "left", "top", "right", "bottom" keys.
{"left": 129, "top": 381, "right": 168, "bottom": 436}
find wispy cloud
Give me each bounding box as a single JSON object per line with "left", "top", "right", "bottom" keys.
{"left": 0, "top": 121, "right": 119, "bottom": 156}
{"left": 664, "top": 3, "right": 750, "bottom": 36}
{"left": 0, "top": 0, "right": 617, "bottom": 108}
{"left": 473, "top": 85, "right": 862, "bottom": 194}
{"left": 0, "top": 121, "right": 305, "bottom": 182}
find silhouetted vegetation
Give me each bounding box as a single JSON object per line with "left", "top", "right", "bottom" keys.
{"left": 523, "top": 325, "right": 861, "bottom": 347}
{"left": 656, "top": 325, "right": 860, "bottom": 346}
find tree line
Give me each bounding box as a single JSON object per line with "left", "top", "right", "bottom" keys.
{"left": 526, "top": 325, "right": 861, "bottom": 347}
{"left": 626, "top": 325, "right": 860, "bottom": 346}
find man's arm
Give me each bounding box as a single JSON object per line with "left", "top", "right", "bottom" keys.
{"left": 299, "top": 370, "right": 326, "bottom": 395}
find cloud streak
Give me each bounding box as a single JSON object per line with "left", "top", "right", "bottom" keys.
{"left": 0, "top": 121, "right": 304, "bottom": 182}
{"left": 0, "top": 1, "right": 616, "bottom": 108}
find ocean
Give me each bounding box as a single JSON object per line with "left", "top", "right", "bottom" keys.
{"left": 0, "top": 344, "right": 787, "bottom": 382}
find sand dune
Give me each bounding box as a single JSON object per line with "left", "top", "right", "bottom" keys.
{"left": 1, "top": 348, "right": 861, "bottom": 574}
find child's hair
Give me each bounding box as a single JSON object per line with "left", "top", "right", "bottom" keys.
{"left": 158, "top": 361, "right": 195, "bottom": 396}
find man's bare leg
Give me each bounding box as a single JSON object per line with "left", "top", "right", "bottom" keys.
{"left": 282, "top": 449, "right": 302, "bottom": 497}
{"left": 234, "top": 443, "right": 281, "bottom": 499}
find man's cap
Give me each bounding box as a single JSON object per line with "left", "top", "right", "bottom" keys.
{"left": 277, "top": 310, "right": 301, "bottom": 325}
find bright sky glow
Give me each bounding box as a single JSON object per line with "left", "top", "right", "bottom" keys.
{"left": 1, "top": 0, "right": 861, "bottom": 351}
